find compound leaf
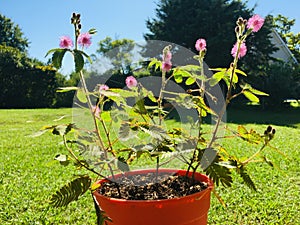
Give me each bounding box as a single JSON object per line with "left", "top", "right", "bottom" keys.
{"left": 49, "top": 175, "right": 91, "bottom": 207}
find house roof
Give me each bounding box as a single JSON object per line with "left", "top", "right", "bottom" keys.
{"left": 270, "top": 29, "right": 298, "bottom": 64}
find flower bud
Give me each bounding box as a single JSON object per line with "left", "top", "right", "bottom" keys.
{"left": 266, "top": 125, "right": 272, "bottom": 133}
{"left": 235, "top": 26, "right": 240, "bottom": 34}
{"left": 237, "top": 17, "right": 244, "bottom": 26}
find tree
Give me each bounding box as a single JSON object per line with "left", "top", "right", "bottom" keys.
{"left": 145, "top": 0, "right": 277, "bottom": 74}
{"left": 96, "top": 37, "right": 135, "bottom": 75}
{"left": 0, "top": 45, "right": 58, "bottom": 108}
{"left": 272, "top": 14, "right": 300, "bottom": 62}
{"left": 0, "top": 14, "right": 29, "bottom": 52}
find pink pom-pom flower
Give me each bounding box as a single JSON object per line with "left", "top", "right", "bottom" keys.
{"left": 59, "top": 36, "right": 73, "bottom": 49}
{"left": 125, "top": 76, "right": 137, "bottom": 89}
{"left": 247, "top": 14, "right": 264, "bottom": 32}
{"left": 78, "top": 33, "right": 92, "bottom": 48}
{"left": 231, "top": 42, "right": 247, "bottom": 59}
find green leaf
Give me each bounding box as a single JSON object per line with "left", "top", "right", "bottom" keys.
{"left": 147, "top": 91, "right": 157, "bottom": 103}
{"left": 232, "top": 72, "right": 239, "bottom": 84}
{"left": 109, "top": 88, "right": 137, "bottom": 98}
{"left": 117, "top": 156, "right": 130, "bottom": 172}
{"left": 88, "top": 28, "right": 97, "bottom": 35}
{"left": 235, "top": 68, "right": 247, "bottom": 76}
{"left": 141, "top": 87, "right": 157, "bottom": 103}
{"left": 185, "top": 77, "right": 196, "bottom": 85}
{"left": 173, "top": 68, "right": 192, "bottom": 77}
{"left": 29, "top": 129, "right": 48, "bottom": 138}
{"left": 180, "top": 65, "right": 201, "bottom": 72}
{"left": 237, "top": 125, "right": 248, "bottom": 136}
{"left": 173, "top": 68, "right": 193, "bottom": 84}
{"left": 52, "top": 124, "right": 75, "bottom": 136}
{"left": 148, "top": 58, "right": 161, "bottom": 70}
{"left": 209, "top": 68, "right": 227, "bottom": 72}
{"left": 243, "top": 90, "right": 260, "bottom": 103}
{"left": 74, "top": 50, "right": 84, "bottom": 72}
{"left": 161, "top": 148, "right": 194, "bottom": 160}
{"left": 75, "top": 49, "right": 93, "bottom": 64}
{"left": 209, "top": 71, "right": 225, "bottom": 86}
{"left": 134, "top": 99, "right": 148, "bottom": 114}
{"left": 54, "top": 154, "right": 70, "bottom": 166}
{"left": 76, "top": 88, "right": 88, "bottom": 103}
{"left": 51, "top": 49, "right": 68, "bottom": 69}
{"left": 45, "top": 48, "right": 63, "bottom": 58}
{"left": 140, "top": 124, "right": 169, "bottom": 142}
{"left": 174, "top": 72, "right": 183, "bottom": 83}
{"left": 49, "top": 175, "right": 91, "bottom": 207}
{"left": 90, "top": 183, "right": 101, "bottom": 193}
{"left": 204, "top": 153, "right": 233, "bottom": 187}
{"left": 119, "top": 122, "right": 132, "bottom": 141}
{"left": 240, "top": 83, "right": 269, "bottom": 96}
{"left": 54, "top": 154, "right": 68, "bottom": 162}
{"left": 57, "top": 87, "right": 79, "bottom": 93}
{"left": 249, "top": 88, "right": 269, "bottom": 96}
{"left": 237, "top": 166, "right": 257, "bottom": 191}
{"left": 237, "top": 125, "right": 263, "bottom": 144}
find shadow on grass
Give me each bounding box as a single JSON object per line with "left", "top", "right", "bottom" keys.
{"left": 225, "top": 106, "right": 300, "bottom": 128}
{"left": 167, "top": 105, "right": 300, "bottom": 128}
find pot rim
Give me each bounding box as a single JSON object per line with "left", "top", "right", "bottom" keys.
{"left": 92, "top": 168, "right": 214, "bottom": 204}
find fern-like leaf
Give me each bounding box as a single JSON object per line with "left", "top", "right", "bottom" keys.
{"left": 237, "top": 166, "right": 257, "bottom": 191}
{"left": 203, "top": 152, "right": 233, "bottom": 187}
{"left": 49, "top": 175, "right": 91, "bottom": 207}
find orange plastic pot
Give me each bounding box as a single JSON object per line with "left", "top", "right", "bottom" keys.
{"left": 92, "top": 169, "right": 213, "bottom": 225}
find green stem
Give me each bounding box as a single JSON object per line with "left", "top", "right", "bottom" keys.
{"left": 207, "top": 40, "right": 242, "bottom": 149}
{"left": 157, "top": 71, "right": 166, "bottom": 125}
{"left": 63, "top": 135, "right": 107, "bottom": 179}
{"left": 242, "top": 144, "right": 267, "bottom": 165}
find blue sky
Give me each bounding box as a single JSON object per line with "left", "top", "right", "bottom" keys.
{"left": 1, "top": 0, "right": 299, "bottom": 74}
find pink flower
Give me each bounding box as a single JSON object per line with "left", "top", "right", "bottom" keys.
{"left": 59, "top": 36, "right": 73, "bottom": 49}
{"left": 78, "top": 33, "right": 92, "bottom": 48}
{"left": 247, "top": 15, "right": 264, "bottom": 32}
{"left": 163, "top": 51, "right": 172, "bottom": 62}
{"left": 99, "top": 84, "right": 109, "bottom": 91}
{"left": 125, "top": 76, "right": 137, "bottom": 89}
{"left": 231, "top": 42, "right": 247, "bottom": 59}
{"left": 195, "top": 38, "right": 206, "bottom": 52}
{"left": 162, "top": 61, "right": 172, "bottom": 72}
{"left": 162, "top": 47, "right": 172, "bottom": 72}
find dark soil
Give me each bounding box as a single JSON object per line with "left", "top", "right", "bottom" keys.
{"left": 98, "top": 172, "right": 208, "bottom": 200}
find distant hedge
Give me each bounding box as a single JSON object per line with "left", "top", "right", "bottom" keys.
{"left": 0, "top": 45, "right": 69, "bottom": 108}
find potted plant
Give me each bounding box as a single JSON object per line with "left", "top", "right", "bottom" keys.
{"left": 39, "top": 13, "right": 277, "bottom": 225}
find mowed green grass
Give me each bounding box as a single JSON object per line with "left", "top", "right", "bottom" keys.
{"left": 0, "top": 108, "right": 299, "bottom": 224}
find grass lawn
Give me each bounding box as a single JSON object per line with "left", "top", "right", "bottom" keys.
{"left": 0, "top": 108, "right": 299, "bottom": 224}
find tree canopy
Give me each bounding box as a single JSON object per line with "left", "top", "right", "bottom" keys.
{"left": 96, "top": 37, "right": 135, "bottom": 75}
{"left": 0, "top": 14, "right": 29, "bottom": 52}
{"left": 0, "top": 14, "right": 71, "bottom": 108}
{"left": 145, "top": 0, "right": 277, "bottom": 74}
